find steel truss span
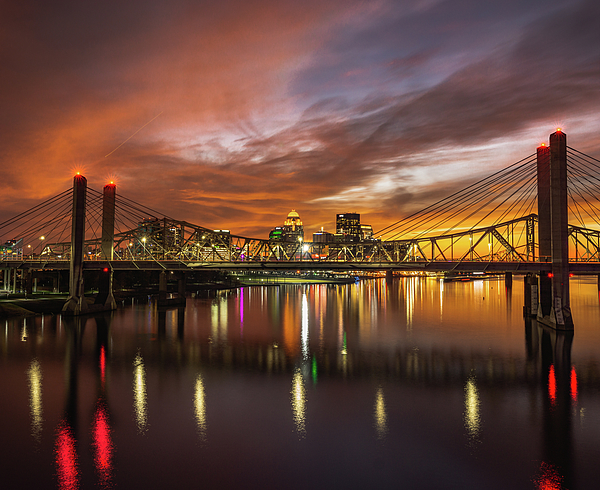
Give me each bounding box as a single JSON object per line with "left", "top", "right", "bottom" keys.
{"left": 3, "top": 213, "right": 600, "bottom": 272}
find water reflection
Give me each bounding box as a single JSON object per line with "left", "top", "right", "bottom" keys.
{"left": 301, "top": 293, "right": 309, "bottom": 361}
{"left": 2, "top": 278, "right": 600, "bottom": 488}
{"left": 92, "top": 400, "right": 113, "bottom": 488}
{"left": 28, "top": 358, "right": 43, "bottom": 443}
{"left": 464, "top": 373, "right": 481, "bottom": 446}
{"left": 133, "top": 351, "right": 148, "bottom": 434}
{"left": 194, "top": 374, "right": 207, "bottom": 442}
{"left": 55, "top": 420, "right": 79, "bottom": 490}
{"left": 570, "top": 367, "right": 577, "bottom": 406}
{"left": 526, "top": 318, "right": 575, "bottom": 489}
{"left": 534, "top": 461, "right": 564, "bottom": 490}
{"left": 291, "top": 368, "right": 307, "bottom": 438}
{"left": 374, "top": 386, "right": 387, "bottom": 441}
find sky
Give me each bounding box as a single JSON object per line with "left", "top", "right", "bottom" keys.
{"left": 2, "top": 0, "right": 600, "bottom": 239}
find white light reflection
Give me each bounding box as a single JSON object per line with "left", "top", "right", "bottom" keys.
{"left": 406, "top": 278, "right": 415, "bottom": 331}
{"left": 133, "top": 351, "right": 148, "bottom": 434}
{"left": 28, "top": 358, "right": 43, "bottom": 442}
{"left": 194, "top": 374, "right": 207, "bottom": 442}
{"left": 291, "top": 368, "right": 307, "bottom": 438}
{"left": 21, "top": 319, "right": 28, "bottom": 342}
{"left": 374, "top": 386, "right": 388, "bottom": 440}
{"left": 439, "top": 278, "right": 444, "bottom": 320}
{"left": 301, "top": 293, "right": 309, "bottom": 360}
{"left": 464, "top": 374, "right": 481, "bottom": 446}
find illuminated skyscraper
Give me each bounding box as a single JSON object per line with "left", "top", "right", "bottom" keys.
{"left": 336, "top": 213, "right": 360, "bottom": 242}
{"left": 270, "top": 210, "right": 304, "bottom": 242}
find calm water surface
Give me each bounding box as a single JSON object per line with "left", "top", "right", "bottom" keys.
{"left": 1, "top": 276, "right": 600, "bottom": 489}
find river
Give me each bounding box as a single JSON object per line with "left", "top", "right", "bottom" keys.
{"left": 1, "top": 276, "right": 599, "bottom": 489}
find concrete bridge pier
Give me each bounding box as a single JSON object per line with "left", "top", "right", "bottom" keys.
{"left": 523, "top": 273, "right": 538, "bottom": 317}
{"left": 94, "top": 183, "right": 117, "bottom": 311}
{"left": 504, "top": 272, "right": 512, "bottom": 288}
{"left": 159, "top": 271, "right": 168, "bottom": 302}
{"left": 177, "top": 272, "right": 187, "bottom": 299}
{"left": 23, "top": 269, "right": 33, "bottom": 296}
{"left": 63, "top": 175, "right": 88, "bottom": 315}
{"left": 385, "top": 270, "right": 393, "bottom": 282}
{"left": 537, "top": 131, "right": 574, "bottom": 330}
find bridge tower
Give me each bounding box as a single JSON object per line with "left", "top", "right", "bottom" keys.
{"left": 62, "top": 174, "right": 88, "bottom": 315}
{"left": 537, "top": 130, "right": 573, "bottom": 330}
{"left": 95, "top": 183, "right": 117, "bottom": 310}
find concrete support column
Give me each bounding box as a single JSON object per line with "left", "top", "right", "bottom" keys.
{"left": 504, "top": 272, "right": 513, "bottom": 288}
{"left": 33, "top": 277, "right": 38, "bottom": 293}
{"left": 549, "top": 130, "right": 573, "bottom": 329}
{"left": 537, "top": 144, "right": 552, "bottom": 262}
{"left": 24, "top": 269, "right": 33, "bottom": 295}
{"left": 95, "top": 267, "right": 117, "bottom": 310}
{"left": 523, "top": 273, "right": 538, "bottom": 317}
{"left": 159, "top": 271, "right": 167, "bottom": 302}
{"left": 101, "top": 183, "right": 116, "bottom": 260}
{"left": 63, "top": 174, "right": 88, "bottom": 315}
{"left": 537, "top": 144, "right": 553, "bottom": 320}
{"left": 13, "top": 268, "right": 17, "bottom": 293}
{"left": 177, "top": 272, "right": 187, "bottom": 298}
{"left": 385, "top": 270, "right": 393, "bottom": 282}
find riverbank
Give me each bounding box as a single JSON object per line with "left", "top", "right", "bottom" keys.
{"left": 0, "top": 273, "right": 359, "bottom": 317}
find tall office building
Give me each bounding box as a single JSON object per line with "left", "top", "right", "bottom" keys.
{"left": 336, "top": 213, "right": 361, "bottom": 241}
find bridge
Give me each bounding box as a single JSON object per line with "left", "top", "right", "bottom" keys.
{"left": 2, "top": 130, "right": 600, "bottom": 328}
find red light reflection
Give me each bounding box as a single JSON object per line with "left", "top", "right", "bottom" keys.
{"left": 55, "top": 420, "right": 79, "bottom": 490}
{"left": 100, "top": 346, "right": 106, "bottom": 389}
{"left": 570, "top": 366, "right": 578, "bottom": 404}
{"left": 535, "top": 461, "right": 563, "bottom": 490}
{"left": 92, "top": 401, "right": 114, "bottom": 488}
{"left": 548, "top": 365, "right": 556, "bottom": 407}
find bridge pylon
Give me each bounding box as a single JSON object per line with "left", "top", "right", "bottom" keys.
{"left": 95, "top": 183, "right": 117, "bottom": 310}
{"left": 537, "top": 130, "right": 574, "bottom": 330}
{"left": 62, "top": 175, "right": 88, "bottom": 315}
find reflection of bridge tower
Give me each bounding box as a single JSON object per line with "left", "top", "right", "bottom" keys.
{"left": 536, "top": 131, "right": 573, "bottom": 330}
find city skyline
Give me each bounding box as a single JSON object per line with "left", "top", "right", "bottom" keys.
{"left": 2, "top": 0, "right": 600, "bottom": 238}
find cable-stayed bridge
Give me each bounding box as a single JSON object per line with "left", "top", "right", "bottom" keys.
{"left": 1, "top": 130, "right": 599, "bottom": 327}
